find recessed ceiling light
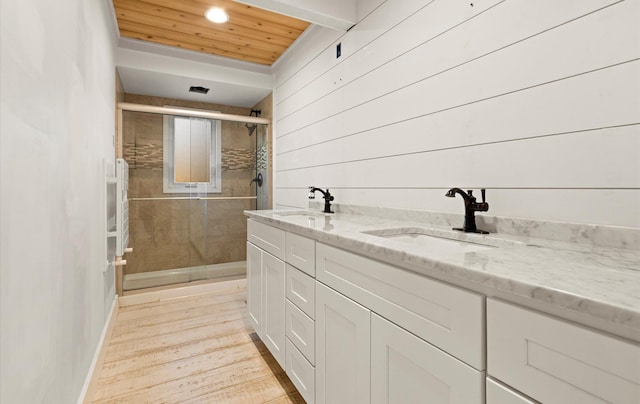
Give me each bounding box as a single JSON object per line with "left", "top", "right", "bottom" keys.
{"left": 205, "top": 7, "right": 229, "bottom": 24}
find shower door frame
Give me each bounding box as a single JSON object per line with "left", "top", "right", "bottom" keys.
{"left": 115, "top": 102, "right": 271, "bottom": 296}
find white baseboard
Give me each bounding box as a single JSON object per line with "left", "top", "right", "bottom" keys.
{"left": 77, "top": 295, "right": 119, "bottom": 404}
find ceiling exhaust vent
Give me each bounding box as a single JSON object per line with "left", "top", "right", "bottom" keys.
{"left": 189, "top": 86, "right": 210, "bottom": 94}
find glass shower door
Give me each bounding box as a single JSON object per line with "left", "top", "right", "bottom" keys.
{"left": 121, "top": 109, "right": 262, "bottom": 291}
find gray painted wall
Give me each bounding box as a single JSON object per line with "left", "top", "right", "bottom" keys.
{"left": 1, "top": 0, "right": 118, "bottom": 401}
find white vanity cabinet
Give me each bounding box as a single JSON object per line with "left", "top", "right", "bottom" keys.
{"left": 315, "top": 242, "right": 485, "bottom": 404}
{"left": 249, "top": 218, "right": 487, "bottom": 403}
{"left": 487, "top": 298, "right": 640, "bottom": 404}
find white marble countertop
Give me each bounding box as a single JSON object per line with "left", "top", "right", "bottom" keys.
{"left": 245, "top": 207, "right": 640, "bottom": 343}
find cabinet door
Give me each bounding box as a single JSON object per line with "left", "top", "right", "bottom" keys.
{"left": 316, "top": 282, "right": 370, "bottom": 404}
{"left": 371, "top": 314, "right": 485, "bottom": 404}
{"left": 246, "top": 242, "right": 263, "bottom": 337}
{"left": 262, "top": 251, "right": 287, "bottom": 369}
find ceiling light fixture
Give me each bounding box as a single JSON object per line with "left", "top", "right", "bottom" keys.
{"left": 205, "top": 7, "right": 229, "bottom": 24}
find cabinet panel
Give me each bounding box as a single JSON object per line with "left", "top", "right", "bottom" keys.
{"left": 486, "top": 378, "right": 537, "bottom": 404}
{"left": 262, "top": 251, "right": 286, "bottom": 369}
{"left": 371, "top": 314, "right": 484, "bottom": 404}
{"left": 248, "top": 219, "right": 286, "bottom": 259}
{"left": 286, "top": 299, "right": 315, "bottom": 365}
{"left": 316, "top": 282, "right": 370, "bottom": 404}
{"left": 316, "top": 243, "right": 485, "bottom": 370}
{"left": 286, "top": 338, "right": 316, "bottom": 404}
{"left": 488, "top": 299, "right": 640, "bottom": 403}
{"left": 286, "top": 232, "right": 316, "bottom": 276}
{"left": 286, "top": 264, "right": 315, "bottom": 319}
{"left": 246, "top": 241, "right": 263, "bottom": 337}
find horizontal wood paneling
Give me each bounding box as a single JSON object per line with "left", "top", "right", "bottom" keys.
{"left": 276, "top": 126, "right": 639, "bottom": 188}
{"left": 277, "top": 63, "right": 639, "bottom": 170}
{"left": 275, "top": 0, "right": 622, "bottom": 128}
{"left": 272, "top": 0, "right": 640, "bottom": 227}
{"left": 276, "top": 0, "right": 503, "bottom": 118}
{"left": 277, "top": 0, "right": 636, "bottom": 138}
{"left": 112, "top": 0, "right": 310, "bottom": 65}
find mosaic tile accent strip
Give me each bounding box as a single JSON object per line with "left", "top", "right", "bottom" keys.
{"left": 124, "top": 143, "right": 255, "bottom": 171}
{"left": 257, "top": 144, "right": 268, "bottom": 170}
{"left": 124, "top": 142, "right": 163, "bottom": 169}
{"left": 222, "top": 148, "right": 256, "bottom": 171}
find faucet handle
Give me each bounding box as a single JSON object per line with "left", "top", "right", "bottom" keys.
{"left": 481, "top": 189, "right": 486, "bottom": 203}
{"left": 467, "top": 189, "right": 476, "bottom": 202}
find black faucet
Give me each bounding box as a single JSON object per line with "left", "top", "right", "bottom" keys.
{"left": 445, "top": 188, "right": 489, "bottom": 234}
{"left": 308, "top": 186, "right": 334, "bottom": 213}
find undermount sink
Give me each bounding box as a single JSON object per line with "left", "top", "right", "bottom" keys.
{"left": 362, "top": 227, "right": 521, "bottom": 254}
{"left": 274, "top": 210, "right": 329, "bottom": 218}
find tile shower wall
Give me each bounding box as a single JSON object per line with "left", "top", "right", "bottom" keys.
{"left": 272, "top": 0, "right": 640, "bottom": 227}
{"left": 122, "top": 94, "right": 257, "bottom": 275}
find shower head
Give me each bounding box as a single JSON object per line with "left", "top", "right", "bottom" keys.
{"left": 245, "top": 109, "right": 261, "bottom": 136}
{"left": 245, "top": 123, "right": 257, "bottom": 136}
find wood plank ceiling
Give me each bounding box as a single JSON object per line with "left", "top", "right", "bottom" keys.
{"left": 112, "top": 0, "right": 311, "bottom": 65}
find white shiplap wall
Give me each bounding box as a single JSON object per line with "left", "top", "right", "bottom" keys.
{"left": 272, "top": 0, "right": 640, "bottom": 227}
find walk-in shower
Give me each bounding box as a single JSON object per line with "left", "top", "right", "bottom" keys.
{"left": 117, "top": 103, "right": 269, "bottom": 292}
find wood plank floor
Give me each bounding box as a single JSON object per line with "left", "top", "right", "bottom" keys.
{"left": 92, "top": 284, "right": 304, "bottom": 403}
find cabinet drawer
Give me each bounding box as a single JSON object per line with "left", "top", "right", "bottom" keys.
{"left": 286, "top": 232, "right": 315, "bottom": 276}
{"left": 286, "top": 264, "right": 315, "bottom": 319}
{"left": 488, "top": 299, "right": 640, "bottom": 403}
{"left": 316, "top": 243, "right": 485, "bottom": 370}
{"left": 286, "top": 300, "right": 315, "bottom": 365}
{"left": 286, "top": 338, "right": 315, "bottom": 404}
{"left": 486, "top": 378, "right": 536, "bottom": 404}
{"left": 248, "top": 219, "right": 285, "bottom": 260}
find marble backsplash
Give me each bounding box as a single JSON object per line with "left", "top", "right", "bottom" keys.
{"left": 309, "top": 202, "right": 640, "bottom": 251}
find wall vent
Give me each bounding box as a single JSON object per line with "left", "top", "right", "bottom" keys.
{"left": 189, "top": 86, "right": 210, "bottom": 94}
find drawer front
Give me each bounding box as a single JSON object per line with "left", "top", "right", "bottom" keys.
{"left": 286, "top": 299, "right": 315, "bottom": 365}
{"left": 486, "top": 378, "right": 536, "bottom": 404}
{"left": 488, "top": 299, "right": 640, "bottom": 404}
{"left": 248, "top": 219, "right": 285, "bottom": 260}
{"left": 286, "top": 232, "right": 316, "bottom": 276}
{"left": 286, "top": 338, "right": 315, "bottom": 404}
{"left": 286, "top": 264, "right": 315, "bottom": 319}
{"left": 316, "top": 243, "right": 485, "bottom": 370}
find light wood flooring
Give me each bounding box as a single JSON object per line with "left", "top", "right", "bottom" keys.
{"left": 91, "top": 283, "right": 303, "bottom": 403}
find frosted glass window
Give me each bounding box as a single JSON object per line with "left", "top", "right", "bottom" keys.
{"left": 163, "top": 115, "right": 221, "bottom": 193}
